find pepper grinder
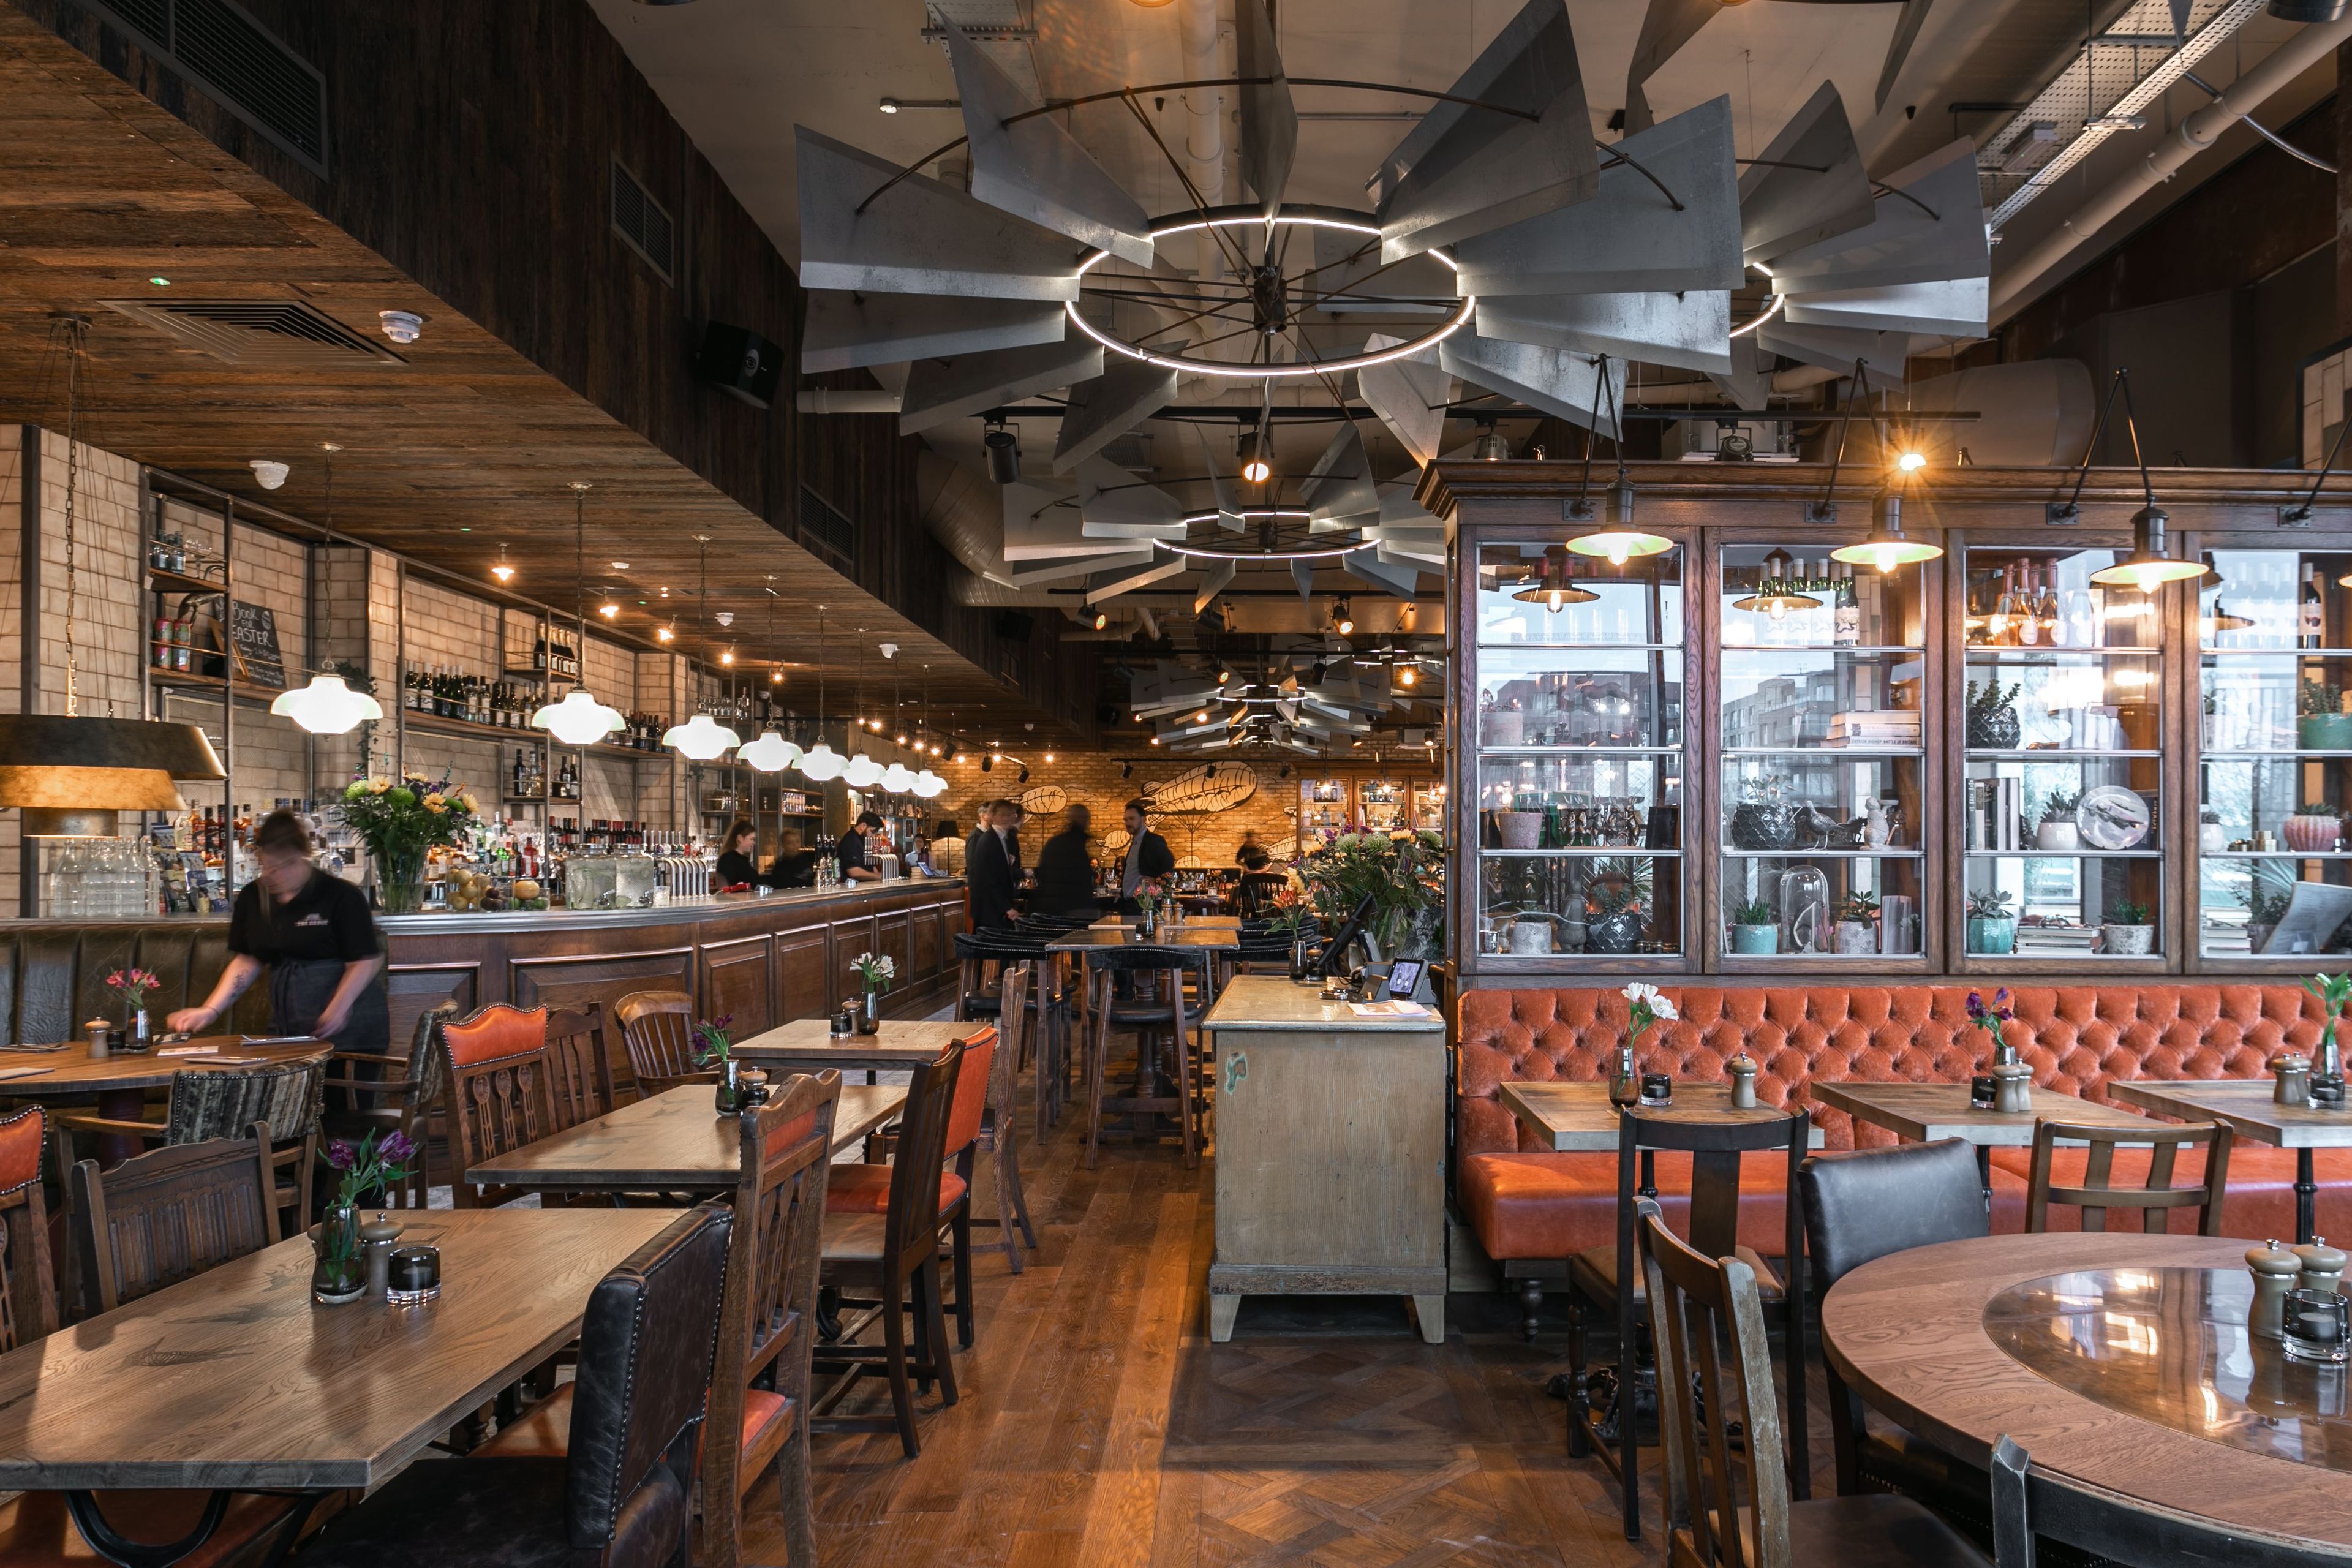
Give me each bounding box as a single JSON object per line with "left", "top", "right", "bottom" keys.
{"left": 2248, "top": 1238, "right": 2301, "bottom": 1339}
{"left": 2297, "top": 1235, "right": 2348, "bottom": 1297}
{"left": 360, "top": 1211, "right": 404, "bottom": 1299}
{"left": 2275, "top": 1050, "right": 2313, "bottom": 1107}
{"left": 1727, "top": 1052, "right": 1759, "bottom": 1110}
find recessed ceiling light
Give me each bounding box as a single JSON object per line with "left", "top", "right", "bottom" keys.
{"left": 148, "top": 276, "right": 170, "bottom": 287}
{"left": 611, "top": 561, "right": 631, "bottom": 570}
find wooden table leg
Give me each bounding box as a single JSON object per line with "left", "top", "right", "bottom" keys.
{"left": 94, "top": 1087, "right": 149, "bottom": 1167}
{"left": 1977, "top": 1144, "right": 1994, "bottom": 1218}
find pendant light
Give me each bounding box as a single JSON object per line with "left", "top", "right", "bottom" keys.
{"left": 663, "top": 535, "right": 741, "bottom": 760}
{"left": 1732, "top": 549, "right": 1822, "bottom": 621}
{"left": 840, "top": 640, "right": 883, "bottom": 788}
{"left": 1827, "top": 369, "right": 1942, "bottom": 573}
{"left": 736, "top": 580, "right": 804, "bottom": 772}
{"left": 909, "top": 686, "right": 946, "bottom": 796}
{"left": 2046, "top": 369, "right": 2203, "bottom": 591}
{"left": 1564, "top": 358, "right": 1672, "bottom": 565}
{"left": 1510, "top": 545, "right": 1599, "bottom": 612}
{"left": 269, "top": 452, "right": 382, "bottom": 736}
{"left": 796, "top": 611, "right": 846, "bottom": 781}
{"left": 0, "top": 315, "right": 224, "bottom": 833}
{"left": 532, "top": 483, "right": 628, "bottom": 746}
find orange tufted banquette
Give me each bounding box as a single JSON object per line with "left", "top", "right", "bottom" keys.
{"left": 1455, "top": 983, "right": 2351, "bottom": 1264}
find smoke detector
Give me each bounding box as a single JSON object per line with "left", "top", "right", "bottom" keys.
{"left": 878, "top": 642, "right": 899, "bottom": 659}
{"left": 249, "top": 459, "right": 290, "bottom": 490}
{"left": 378, "top": 310, "right": 426, "bottom": 345}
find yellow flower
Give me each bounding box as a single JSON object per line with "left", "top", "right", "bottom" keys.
{"left": 423, "top": 797, "right": 447, "bottom": 815}
{"left": 366, "top": 776, "right": 391, "bottom": 794}
{"left": 457, "top": 790, "right": 482, "bottom": 815}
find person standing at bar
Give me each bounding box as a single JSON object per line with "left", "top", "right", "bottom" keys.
{"left": 967, "top": 801, "right": 1019, "bottom": 930}
{"left": 1116, "top": 799, "right": 1175, "bottom": 914}
{"left": 1031, "top": 802, "right": 1099, "bottom": 919}
{"left": 999, "top": 799, "right": 1032, "bottom": 913}
{"left": 770, "top": 826, "right": 817, "bottom": 888}
{"left": 838, "top": 809, "right": 888, "bottom": 883}
{"left": 166, "top": 809, "right": 389, "bottom": 1055}
{"left": 715, "top": 818, "right": 764, "bottom": 891}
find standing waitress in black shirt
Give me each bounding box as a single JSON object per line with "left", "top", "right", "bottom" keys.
{"left": 167, "top": 809, "right": 390, "bottom": 1055}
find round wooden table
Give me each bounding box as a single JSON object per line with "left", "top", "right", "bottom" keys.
{"left": 1822, "top": 1231, "right": 2352, "bottom": 1550}
{"left": 0, "top": 1036, "right": 326, "bottom": 1164}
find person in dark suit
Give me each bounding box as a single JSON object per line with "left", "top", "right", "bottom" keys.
{"left": 965, "top": 800, "right": 1019, "bottom": 930}
{"left": 1030, "top": 804, "right": 1099, "bottom": 918}
{"left": 1114, "top": 799, "right": 1176, "bottom": 914}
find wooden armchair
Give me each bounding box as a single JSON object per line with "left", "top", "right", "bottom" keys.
{"left": 68, "top": 1131, "right": 281, "bottom": 1314}
{"left": 321, "top": 1001, "right": 454, "bottom": 1207}
{"left": 439, "top": 1004, "right": 557, "bottom": 1210}
{"left": 58, "top": 1060, "right": 323, "bottom": 1234}
{"left": 613, "top": 990, "right": 714, "bottom": 1097}
{"left": 0, "top": 1107, "right": 55, "bottom": 1349}
{"left": 545, "top": 1002, "right": 617, "bottom": 1126}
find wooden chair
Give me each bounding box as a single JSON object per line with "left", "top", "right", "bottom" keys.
{"left": 2024, "top": 1118, "right": 2233, "bottom": 1235}
{"left": 1991, "top": 1435, "right": 2310, "bottom": 1568}
{"left": 476, "top": 1075, "right": 842, "bottom": 1568}
{"left": 58, "top": 1058, "right": 323, "bottom": 1234}
{"left": 1641, "top": 1203, "right": 1989, "bottom": 1568}
{"left": 614, "top": 989, "right": 714, "bottom": 1098}
{"left": 68, "top": 1131, "right": 280, "bottom": 1315}
{"left": 545, "top": 1001, "right": 617, "bottom": 1127}
{"left": 967, "top": 963, "right": 1038, "bottom": 1276}
{"left": 1081, "top": 945, "right": 1210, "bottom": 1170}
{"left": 322, "top": 1001, "right": 455, "bottom": 1207}
{"left": 1565, "top": 1100, "right": 1810, "bottom": 1540}
{"left": 439, "top": 1003, "right": 557, "bottom": 1210}
{"left": 815, "top": 1039, "right": 965, "bottom": 1458}
{"left": 0, "top": 1107, "right": 55, "bottom": 1349}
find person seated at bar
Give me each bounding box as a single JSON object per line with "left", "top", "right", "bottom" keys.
{"left": 838, "top": 809, "right": 888, "bottom": 883}
{"left": 770, "top": 827, "right": 818, "bottom": 889}
{"left": 1031, "top": 803, "right": 1100, "bottom": 919}
{"left": 1115, "top": 799, "right": 1175, "bottom": 915}
{"left": 167, "top": 808, "right": 389, "bottom": 1055}
{"left": 715, "top": 818, "right": 764, "bottom": 891}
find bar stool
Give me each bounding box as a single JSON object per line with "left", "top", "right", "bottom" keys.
{"left": 1082, "top": 945, "right": 1211, "bottom": 1169}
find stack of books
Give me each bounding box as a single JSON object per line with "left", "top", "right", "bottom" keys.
{"left": 1825, "top": 709, "right": 1922, "bottom": 748}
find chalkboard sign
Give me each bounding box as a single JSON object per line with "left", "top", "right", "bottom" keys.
{"left": 228, "top": 602, "right": 285, "bottom": 688}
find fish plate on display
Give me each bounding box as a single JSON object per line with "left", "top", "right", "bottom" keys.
{"left": 1144, "top": 762, "right": 1261, "bottom": 814}
{"left": 1017, "top": 784, "right": 1068, "bottom": 815}
{"left": 1103, "top": 828, "right": 1131, "bottom": 853}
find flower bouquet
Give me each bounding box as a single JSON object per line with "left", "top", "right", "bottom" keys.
{"left": 314, "top": 1130, "right": 417, "bottom": 1304}
{"left": 850, "top": 952, "right": 895, "bottom": 1035}
{"left": 105, "top": 967, "right": 162, "bottom": 1044}
{"left": 340, "top": 768, "right": 482, "bottom": 914}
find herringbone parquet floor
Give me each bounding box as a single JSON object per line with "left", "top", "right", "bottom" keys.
{"left": 739, "top": 1074, "right": 1839, "bottom": 1568}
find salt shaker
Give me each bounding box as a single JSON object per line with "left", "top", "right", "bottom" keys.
{"left": 2296, "top": 1235, "right": 2348, "bottom": 1297}
{"left": 2248, "top": 1238, "right": 2301, "bottom": 1339}
{"left": 1992, "top": 1059, "right": 2034, "bottom": 1115}
{"left": 2275, "top": 1050, "right": 2313, "bottom": 1107}
{"left": 1727, "top": 1052, "right": 1759, "bottom": 1110}
{"left": 360, "top": 1211, "right": 404, "bottom": 1299}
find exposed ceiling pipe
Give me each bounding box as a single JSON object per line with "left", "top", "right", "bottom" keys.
{"left": 1179, "top": 0, "right": 1226, "bottom": 287}
{"left": 797, "top": 388, "right": 903, "bottom": 413}
{"left": 1991, "top": 13, "right": 2352, "bottom": 321}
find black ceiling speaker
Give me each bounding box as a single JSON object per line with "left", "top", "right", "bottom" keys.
{"left": 994, "top": 610, "right": 1035, "bottom": 641}
{"left": 695, "top": 321, "right": 783, "bottom": 408}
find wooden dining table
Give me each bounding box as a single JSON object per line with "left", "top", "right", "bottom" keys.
{"left": 732, "top": 1017, "right": 993, "bottom": 1077}
{"left": 1823, "top": 1230, "right": 2352, "bottom": 1553}
{"left": 2103, "top": 1077, "right": 2350, "bottom": 1243}
{"left": 1808, "top": 1079, "right": 2155, "bottom": 1210}
{"left": 0, "top": 1207, "right": 679, "bottom": 1566}
{"left": 464, "top": 1081, "right": 907, "bottom": 1195}
{"left": 0, "top": 1036, "right": 327, "bottom": 1164}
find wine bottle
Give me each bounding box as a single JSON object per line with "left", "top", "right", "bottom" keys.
{"left": 2303, "top": 562, "right": 2326, "bottom": 649}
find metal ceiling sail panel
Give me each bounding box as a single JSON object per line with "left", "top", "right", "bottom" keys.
{"left": 1709, "top": 332, "right": 1770, "bottom": 409}
{"left": 795, "top": 127, "right": 1082, "bottom": 301}
{"left": 1193, "top": 556, "right": 1238, "bottom": 614}
{"left": 1355, "top": 334, "right": 1450, "bottom": 467}
{"left": 1302, "top": 421, "right": 1380, "bottom": 529}
{"left": 1051, "top": 360, "right": 1180, "bottom": 474}
{"left": 1766, "top": 138, "right": 1988, "bottom": 295}
{"left": 1371, "top": 0, "right": 1600, "bottom": 262}
{"left": 1345, "top": 550, "right": 1423, "bottom": 598}
{"left": 1378, "top": 488, "right": 1443, "bottom": 528}
{"left": 1077, "top": 458, "right": 1185, "bottom": 538}
{"left": 1085, "top": 552, "right": 1189, "bottom": 605}
{"left": 799, "top": 290, "right": 1067, "bottom": 372}
{"left": 1439, "top": 332, "right": 1624, "bottom": 439}
{"left": 1736, "top": 81, "right": 1874, "bottom": 267}
{"left": 1874, "top": 0, "right": 1935, "bottom": 111}
{"left": 1186, "top": 425, "right": 1251, "bottom": 531}
{"left": 1004, "top": 483, "right": 1159, "bottom": 560}
{"left": 1474, "top": 290, "right": 1733, "bottom": 375}
{"left": 898, "top": 337, "right": 1103, "bottom": 433}
{"left": 1451, "top": 96, "right": 1741, "bottom": 299}
{"left": 1755, "top": 319, "right": 1919, "bottom": 388}
{"left": 1291, "top": 557, "right": 1318, "bottom": 602}
{"left": 1621, "top": 0, "right": 1720, "bottom": 134}
{"left": 1234, "top": 0, "right": 1297, "bottom": 221}
{"left": 1006, "top": 548, "right": 1154, "bottom": 586}
{"left": 1782, "top": 277, "right": 1989, "bottom": 337}
{"left": 940, "top": 19, "right": 1155, "bottom": 268}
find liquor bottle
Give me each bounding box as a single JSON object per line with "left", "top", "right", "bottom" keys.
{"left": 1832, "top": 563, "right": 1860, "bottom": 647}
{"left": 2016, "top": 562, "right": 2041, "bottom": 647}
{"left": 2303, "top": 562, "right": 2326, "bottom": 649}
{"left": 533, "top": 635, "right": 548, "bottom": 674}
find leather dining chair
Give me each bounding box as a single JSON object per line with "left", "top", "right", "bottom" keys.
{"left": 613, "top": 990, "right": 714, "bottom": 1099}
{"left": 301, "top": 1205, "right": 734, "bottom": 1568}
{"left": 439, "top": 1003, "right": 558, "bottom": 1210}
{"left": 56, "top": 1059, "right": 324, "bottom": 1234}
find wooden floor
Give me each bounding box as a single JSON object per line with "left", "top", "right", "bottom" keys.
{"left": 742, "top": 1082, "right": 1838, "bottom": 1568}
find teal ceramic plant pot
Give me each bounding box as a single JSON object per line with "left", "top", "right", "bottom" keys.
{"left": 1731, "top": 924, "right": 1779, "bottom": 955}
{"left": 1967, "top": 916, "right": 2017, "bottom": 956}
{"left": 2302, "top": 713, "right": 2352, "bottom": 751}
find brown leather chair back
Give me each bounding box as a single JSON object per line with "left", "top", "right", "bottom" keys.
{"left": 69, "top": 1132, "right": 280, "bottom": 1314}
{"left": 0, "top": 1107, "right": 53, "bottom": 1349}
{"left": 1, "top": 922, "right": 279, "bottom": 1045}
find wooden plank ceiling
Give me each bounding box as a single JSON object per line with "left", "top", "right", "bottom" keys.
{"left": 0, "top": 8, "right": 1074, "bottom": 743}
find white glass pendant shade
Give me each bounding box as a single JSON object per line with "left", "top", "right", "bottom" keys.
{"left": 880, "top": 762, "right": 916, "bottom": 793}
{"left": 911, "top": 769, "right": 948, "bottom": 798}
{"left": 270, "top": 675, "right": 383, "bottom": 736}
{"left": 533, "top": 687, "right": 626, "bottom": 746}
{"left": 663, "top": 712, "right": 741, "bottom": 761}
{"left": 736, "top": 729, "right": 803, "bottom": 772}
{"left": 797, "top": 740, "right": 846, "bottom": 782}
{"left": 843, "top": 752, "right": 884, "bottom": 788}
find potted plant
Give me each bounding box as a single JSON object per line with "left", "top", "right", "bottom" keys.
{"left": 339, "top": 769, "right": 482, "bottom": 913}
{"left": 1729, "top": 897, "right": 1778, "bottom": 955}
{"left": 1583, "top": 858, "right": 1650, "bottom": 954}
{"left": 1833, "top": 892, "right": 1880, "bottom": 956}
{"left": 2032, "top": 789, "right": 2081, "bottom": 851}
{"left": 2301, "top": 680, "right": 2352, "bottom": 750}
{"left": 1297, "top": 829, "right": 1446, "bottom": 965}
{"left": 2242, "top": 884, "right": 2291, "bottom": 954}
{"left": 2284, "top": 803, "right": 2345, "bottom": 854}
{"left": 696, "top": 1015, "right": 744, "bottom": 1110}
{"left": 850, "top": 951, "right": 895, "bottom": 1033}
{"left": 1966, "top": 680, "right": 2022, "bottom": 750}
{"left": 2199, "top": 807, "right": 2228, "bottom": 855}
{"left": 313, "top": 1130, "right": 416, "bottom": 1305}
{"left": 2100, "top": 898, "right": 2155, "bottom": 957}
{"left": 1967, "top": 888, "right": 2017, "bottom": 955}
{"left": 1496, "top": 790, "right": 1544, "bottom": 850}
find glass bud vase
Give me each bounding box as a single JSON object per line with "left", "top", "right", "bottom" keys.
{"left": 714, "top": 1059, "right": 742, "bottom": 1115}
{"left": 311, "top": 1204, "right": 367, "bottom": 1305}
{"left": 858, "top": 992, "right": 881, "bottom": 1035}
{"left": 127, "top": 1008, "right": 149, "bottom": 1046}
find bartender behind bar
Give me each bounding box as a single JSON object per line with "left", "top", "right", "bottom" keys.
{"left": 167, "top": 809, "right": 390, "bottom": 1054}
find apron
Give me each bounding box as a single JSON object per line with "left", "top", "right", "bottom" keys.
{"left": 271, "top": 956, "right": 391, "bottom": 1056}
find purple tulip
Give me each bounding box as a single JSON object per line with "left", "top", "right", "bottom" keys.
{"left": 380, "top": 1131, "right": 417, "bottom": 1165}
{"left": 325, "top": 1139, "right": 358, "bottom": 1171}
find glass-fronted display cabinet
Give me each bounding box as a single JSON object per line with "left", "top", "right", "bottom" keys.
{"left": 2197, "top": 546, "right": 2352, "bottom": 962}
{"left": 1959, "top": 544, "right": 2165, "bottom": 970}
{"left": 1468, "top": 540, "right": 1686, "bottom": 969}
{"left": 1715, "top": 543, "right": 1929, "bottom": 968}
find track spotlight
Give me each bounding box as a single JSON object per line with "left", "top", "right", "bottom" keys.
{"left": 981, "top": 753, "right": 993, "bottom": 772}
{"left": 1238, "top": 431, "right": 1272, "bottom": 484}
{"left": 1473, "top": 424, "right": 1509, "bottom": 462}
{"left": 984, "top": 419, "right": 1021, "bottom": 484}
{"left": 1017, "top": 766, "right": 1030, "bottom": 783}
{"left": 1121, "top": 761, "right": 1134, "bottom": 778}
{"left": 1332, "top": 598, "right": 1355, "bottom": 636}
{"left": 1093, "top": 611, "right": 1109, "bottom": 631}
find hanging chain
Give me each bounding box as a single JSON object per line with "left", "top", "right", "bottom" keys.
{"left": 58, "top": 317, "right": 88, "bottom": 717}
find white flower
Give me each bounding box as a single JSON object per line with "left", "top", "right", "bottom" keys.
{"left": 1621, "top": 981, "right": 1676, "bottom": 1022}
{"left": 1651, "top": 994, "right": 1678, "bottom": 1022}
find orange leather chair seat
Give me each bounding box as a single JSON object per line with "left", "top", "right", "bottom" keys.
{"left": 1458, "top": 1150, "right": 1799, "bottom": 1262}
{"left": 823, "top": 1163, "right": 967, "bottom": 1216}
{"left": 0, "top": 1488, "right": 308, "bottom": 1567}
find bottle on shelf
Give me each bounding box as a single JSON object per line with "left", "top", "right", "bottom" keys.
{"left": 2016, "top": 562, "right": 2041, "bottom": 647}
{"left": 2304, "top": 561, "right": 2327, "bottom": 649}
{"left": 1832, "top": 563, "right": 1860, "bottom": 647}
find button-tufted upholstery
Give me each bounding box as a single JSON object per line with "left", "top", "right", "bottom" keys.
{"left": 0, "top": 924, "right": 274, "bottom": 1045}
{"left": 1458, "top": 984, "right": 2345, "bottom": 1262}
